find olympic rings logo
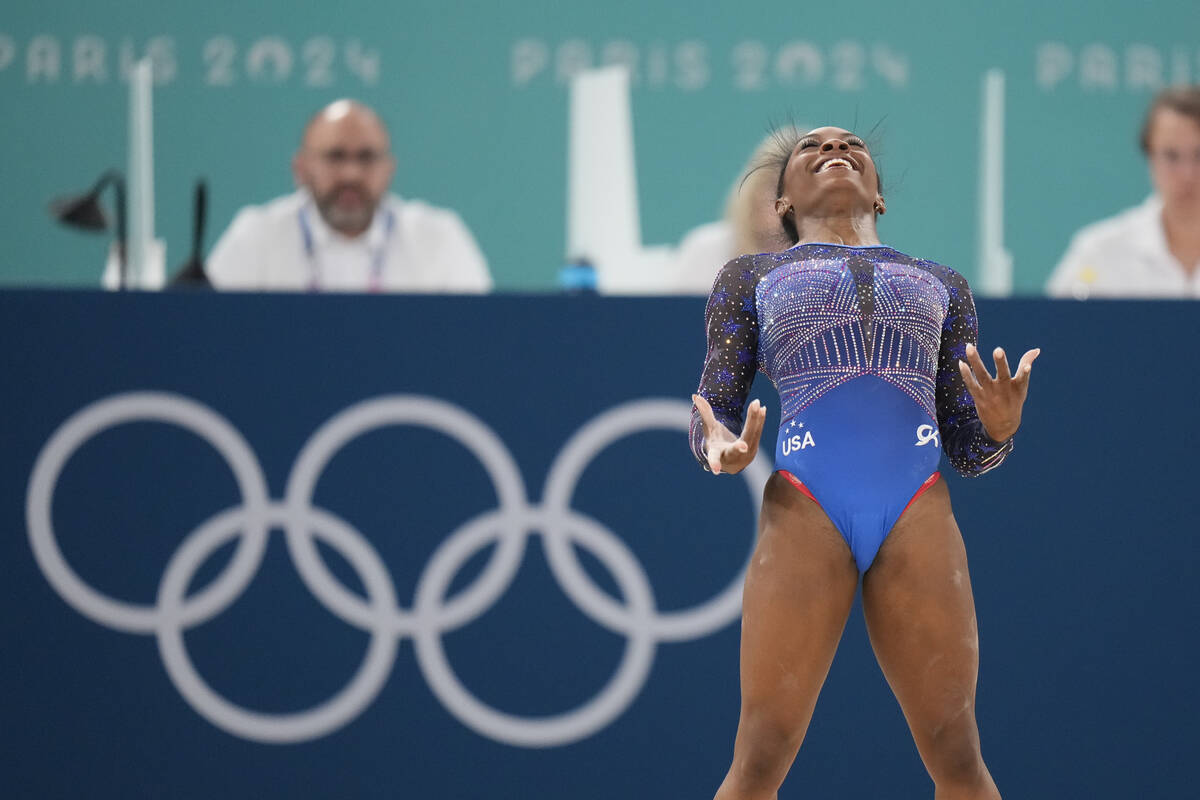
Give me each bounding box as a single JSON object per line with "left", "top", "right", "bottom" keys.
{"left": 26, "top": 392, "right": 770, "bottom": 747}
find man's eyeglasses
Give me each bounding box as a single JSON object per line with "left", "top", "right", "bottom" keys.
{"left": 311, "top": 148, "right": 391, "bottom": 168}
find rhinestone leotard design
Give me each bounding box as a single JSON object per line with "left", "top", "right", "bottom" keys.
{"left": 689, "top": 243, "right": 1012, "bottom": 571}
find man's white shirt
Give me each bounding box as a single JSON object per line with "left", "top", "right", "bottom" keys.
{"left": 205, "top": 190, "right": 492, "bottom": 293}
{"left": 1046, "top": 195, "right": 1200, "bottom": 299}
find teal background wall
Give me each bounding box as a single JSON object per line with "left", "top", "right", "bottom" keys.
{"left": 2, "top": 0, "right": 1196, "bottom": 291}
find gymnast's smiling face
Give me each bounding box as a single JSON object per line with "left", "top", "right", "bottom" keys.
{"left": 774, "top": 127, "right": 884, "bottom": 228}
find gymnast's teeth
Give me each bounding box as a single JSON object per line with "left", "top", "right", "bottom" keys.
{"left": 819, "top": 158, "right": 853, "bottom": 172}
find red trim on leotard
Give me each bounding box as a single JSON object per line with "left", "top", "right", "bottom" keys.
{"left": 778, "top": 469, "right": 939, "bottom": 517}
{"left": 902, "top": 471, "right": 941, "bottom": 515}
{"left": 777, "top": 469, "right": 821, "bottom": 507}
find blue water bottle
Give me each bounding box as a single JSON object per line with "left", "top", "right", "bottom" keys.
{"left": 558, "top": 257, "right": 597, "bottom": 294}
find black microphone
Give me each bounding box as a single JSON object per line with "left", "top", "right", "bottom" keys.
{"left": 170, "top": 179, "right": 211, "bottom": 288}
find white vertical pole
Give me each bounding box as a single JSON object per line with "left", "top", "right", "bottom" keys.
{"left": 977, "top": 69, "right": 1012, "bottom": 297}
{"left": 127, "top": 58, "right": 154, "bottom": 289}
{"left": 566, "top": 66, "right": 641, "bottom": 282}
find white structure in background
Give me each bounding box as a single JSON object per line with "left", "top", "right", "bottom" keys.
{"left": 566, "top": 66, "right": 673, "bottom": 294}
{"left": 976, "top": 69, "right": 1012, "bottom": 297}
{"left": 570, "top": 66, "right": 1017, "bottom": 297}
{"left": 103, "top": 58, "right": 165, "bottom": 290}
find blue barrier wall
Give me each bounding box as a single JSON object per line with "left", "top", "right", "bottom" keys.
{"left": 1, "top": 291, "right": 1197, "bottom": 798}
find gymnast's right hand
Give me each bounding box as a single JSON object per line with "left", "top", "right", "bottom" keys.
{"left": 692, "top": 394, "right": 767, "bottom": 475}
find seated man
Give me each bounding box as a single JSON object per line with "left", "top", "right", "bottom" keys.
{"left": 1046, "top": 86, "right": 1200, "bottom": 299}
{"left": 207, "top": 99, "right": 491, "bottom": 293}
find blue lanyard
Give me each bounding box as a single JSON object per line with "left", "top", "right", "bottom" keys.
{"left": 298, "top": 206, "right": 396, "bottom": 293}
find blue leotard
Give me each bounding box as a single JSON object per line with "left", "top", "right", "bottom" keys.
{"left": 690, "top": 243, "right": 1013, "bottom": 572}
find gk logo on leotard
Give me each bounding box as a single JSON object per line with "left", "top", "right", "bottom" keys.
{"left": 781, "top": 420, "right": 815, "bottom": 456}
{"left": 915, "top": 424, "right": 940, "bottom": 447}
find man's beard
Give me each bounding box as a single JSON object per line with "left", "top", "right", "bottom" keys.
{"left": 314, "top": 185, "right": 378, "bottom": 235}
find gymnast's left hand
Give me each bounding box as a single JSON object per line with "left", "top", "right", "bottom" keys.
{"left": 958, "top": 343, "right": 1041, "bottom": 442}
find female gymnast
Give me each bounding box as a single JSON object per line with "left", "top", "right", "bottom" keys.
{"left": 690, "top": 126, "right": 1039, "bottom": 799}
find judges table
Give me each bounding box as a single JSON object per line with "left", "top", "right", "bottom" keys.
{"left": 1, "top": 290, "right": 1195, "bottom": 799}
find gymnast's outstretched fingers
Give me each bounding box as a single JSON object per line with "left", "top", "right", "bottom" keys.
{"left": 692, "top": 394, "right": 766, "bottom": 476}
{"left": 959, "top": 344, "right": 1041, "bottom": 442}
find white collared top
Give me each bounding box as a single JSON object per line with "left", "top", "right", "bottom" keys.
{"left": 205, "top": 190, "right": 492, "bottom": 293}
{"left": 1046, "top": 195, "right": 1200, "bottom": 299}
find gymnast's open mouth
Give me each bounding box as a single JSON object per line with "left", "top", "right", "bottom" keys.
{"left": 816, "top": 156, "right": 858, "bottom": 173}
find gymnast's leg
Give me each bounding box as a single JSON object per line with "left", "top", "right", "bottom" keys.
{"left": 714, "top": 473, "right": 859, "bottom": 800}
{"left": 861, "top": 479, "right": 1001, "bottom": 799}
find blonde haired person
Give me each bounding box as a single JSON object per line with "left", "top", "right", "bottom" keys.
{"left": 667, "top": 129, "right": 801, "bottom": 293}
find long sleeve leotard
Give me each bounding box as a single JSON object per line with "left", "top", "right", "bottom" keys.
{"left": 689, "top": 243, "right": 1012, "bottom": 570}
